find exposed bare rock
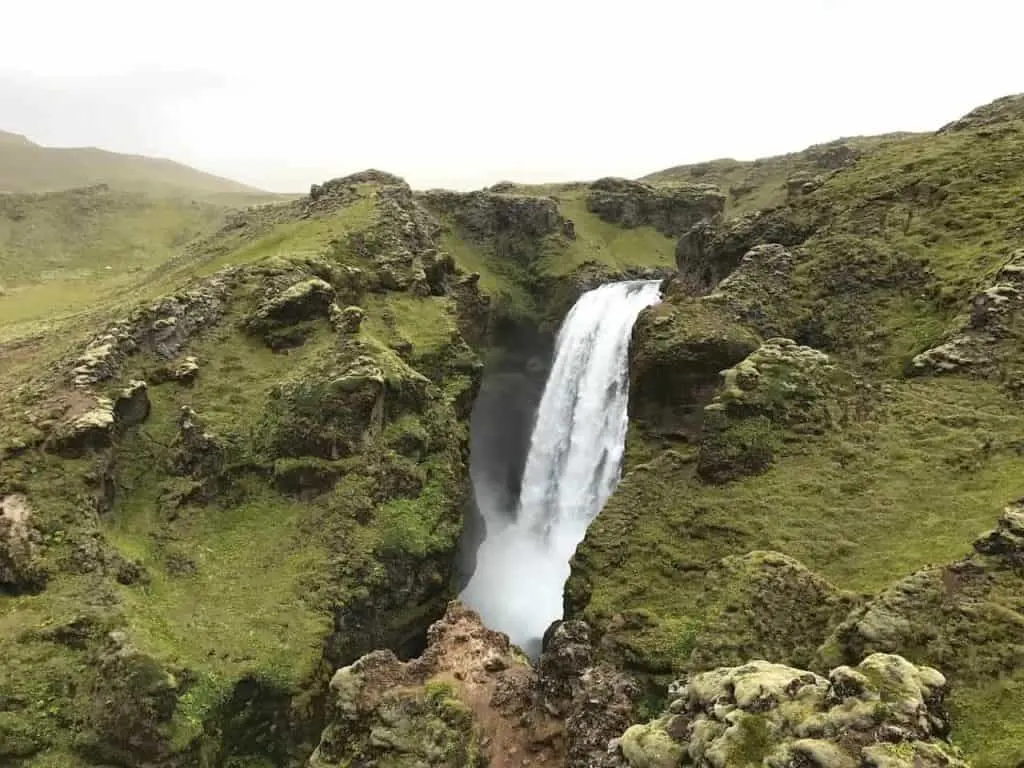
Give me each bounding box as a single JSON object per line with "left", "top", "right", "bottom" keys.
{"left": 70, "top": 268, "right": 240, "bottom": 388}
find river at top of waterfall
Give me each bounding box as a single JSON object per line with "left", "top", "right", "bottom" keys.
{"left": 460, "top": 279, "right": 662, "bottom": 657}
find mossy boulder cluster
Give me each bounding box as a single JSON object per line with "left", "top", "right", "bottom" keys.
{"left": 618, "top": 654, "right": 966, "bottom": 768}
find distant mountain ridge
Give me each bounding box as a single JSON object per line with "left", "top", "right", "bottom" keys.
{"left": 0, "top": 128, "right": 272, "bottom": 204}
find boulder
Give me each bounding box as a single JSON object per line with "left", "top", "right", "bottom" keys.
{"left": 0, "top": 494, "right": 45, "bottom": 593}
{"left": 113, "top": 380, "right": 150, "bottom": 427}
{"left": 244, "top": 278, "right": 336, "bottom": 336}
{"left": 617, "top": 655, "right": 966, "bottom": 768}
{"left": 330, "top": 304, "right": 364, "bottom": 334}
{"left": 169, "top": 406, "right": 226, "bottom": 481}
{"left": 49, "top": 397, "right": 116, "bottom": 457}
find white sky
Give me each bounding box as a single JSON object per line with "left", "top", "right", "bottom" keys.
{"left": 1, "top": 0, "right": 1021, "bottom": 192}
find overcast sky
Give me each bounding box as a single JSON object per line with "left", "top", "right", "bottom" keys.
{"left": 2, "top": 1, "right": 1021, "bottom": 192}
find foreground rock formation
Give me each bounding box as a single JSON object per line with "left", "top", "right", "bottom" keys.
{"left": 619, "top": 654, "right": 966, "bottom": 768}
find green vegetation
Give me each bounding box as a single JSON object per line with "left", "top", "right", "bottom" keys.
{"left": 0, "top": 129, "right": 275, "bottom": 204}
{"left": 642, "top": 133, "right": 911, "bottom": 216}
{"left": 572, "top": 95, "right": 1024, "bottom": 766}
{"left": 547, "top": 194, "right": 677, "bottom": 276}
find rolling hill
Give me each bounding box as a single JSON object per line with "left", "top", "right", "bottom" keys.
{"left": 0, "top": 129, "right": 272, "bottom": 205}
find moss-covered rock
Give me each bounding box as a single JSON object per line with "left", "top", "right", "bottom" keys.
{"left": 618, "top": 654, "right": 967, "bottom": 768}
{"left": 910, "top": 248, "right": 1024, "bottom": 380}
{"left": 244, "top": 277, "right": 337, "bottom": 338}
{"left": 628, "top": 295, "right": 760, "bottom": 439}
{"left": 585, "top": 177, "right": 725, "bottom": 238}
{"left": 0, "top": 493, "right": 46, "bottom": 593}
{"left": 697, "top": 338, "right": 843, "bottom": 483}
{"left": 311, "top": 602, "right": 562, "bottom": 767}
{"left": 704, "top": 243, "right": 799, "bottom": 339}
{"left": 256, "top": 347, "right": 429, "bottom": 462}
{"left": 76, "top": 631, "right": 179, "bottom": 766}
{"left": 674, "top": 207, "right": 814, "bottom": 293}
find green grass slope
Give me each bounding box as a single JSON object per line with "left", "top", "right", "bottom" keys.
{"left": 0, "top": 186, "right": 229, "bottom": 337}
{"left": 0, "top": 129, "right": 274, "bottom": 205}
{"left": 643, "top": 133, "right": 912, "bottom": 216}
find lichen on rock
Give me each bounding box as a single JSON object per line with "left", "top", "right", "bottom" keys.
{"left": 618, "top": 654, "right": 967, "bottom": 768}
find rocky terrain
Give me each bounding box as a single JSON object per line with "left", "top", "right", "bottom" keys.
{"left": 2, "top": 94, "right": 1024, "bottom": 767}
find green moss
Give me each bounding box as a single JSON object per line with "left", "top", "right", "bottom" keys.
{"left": 948, "top": 673, "right": 1024, "bottom": 768}
{"left": 572, "top": 377, "right": 1024, "bottom": 675}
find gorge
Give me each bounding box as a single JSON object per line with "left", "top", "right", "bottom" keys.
{"left": 2, "top": 94, "right": 1024, "bottom": 768}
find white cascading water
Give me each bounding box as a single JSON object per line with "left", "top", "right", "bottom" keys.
{"left": 460, "top": 279, "right": 662, "bottom": 656}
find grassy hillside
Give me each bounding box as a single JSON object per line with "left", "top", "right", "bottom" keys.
{"left": 570, "top": 94, "right": 1024, "bottom": 767}
{"left": 643, "top": 133, "right": 913, "bottom": 216}
{"left": 0, "top": 186, "right": 234, "bottom": 341}
{"left": 0, "top": 129, "right": 274, "bottom": 205}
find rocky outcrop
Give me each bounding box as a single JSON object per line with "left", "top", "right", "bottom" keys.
{"left": 310, "top": 602, "right": 563, "bottom": 768}
{"left": 348, "top": 184, "right": 456, "bottom": 295}
{"left": 705, "top": 244, "right": 799, "bottom": 339}
{"left": 48, "top": 397, "right": 116, "bottom": 457}
{"left": 689, "top": 551, "right": 857, "bottom": 672}
{"left": 256, "top": 349, "right": 429, "bottom": 461}
{"left": 421, "top": 189, "right": 573, "bottom": 246}
{"left": 113, "top": 380, "right": 150, "bottom": 426}
{"left": 910, "top": 249, "right": 1024, "bottom": 378}
{"left": 77, "top": 631, "right": 178, "bottom": 766}
{"left": 698, "top": 339, "right": 842, "bottom": 483}
{"left": 628, "top": 295, "right": 760, "bottom": 439}
{"left": 585, "top": 178, "right": 725, "bottom": 238}
{"left": 822, "top": 502, "right": 1024, "bottom": 681}
{"left": 939, "top": 93, "right": 1024, "bottom": 133}
{"left": 675, "top": 208, "right": 813, "bottom": 293}
{"left": 973, "top": 499, "right": 1024, "bottom": 564}
{"left": 244, "top": 277, "right": 337, "bottom": 338}
{"left": 331, "top": 304, "right": 365, "bottom": 334}
{"left": 169, "top": 406, "right": 227, "bottom": 482}
{"left": 71, "top": 269, "right": 239, "bottom": 388}
{"left": 537, "top": 621, "right": 641, "bottom": 768}
{"left": 618, "top": 654, "right": 966, "bottom": 768}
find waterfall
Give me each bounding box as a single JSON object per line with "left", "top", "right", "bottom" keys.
{"left": 460, "top": 279, "right": 662, "bottom": 656}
